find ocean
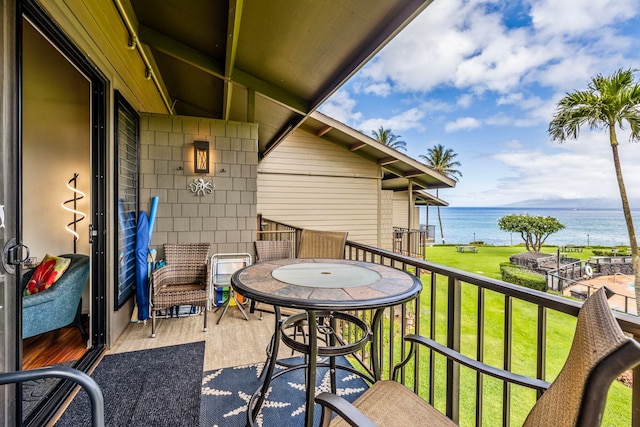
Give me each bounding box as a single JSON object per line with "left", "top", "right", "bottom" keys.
{"left": 421, "top": 207, "right": 639, "bottom": 247}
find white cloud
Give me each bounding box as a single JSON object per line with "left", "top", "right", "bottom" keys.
{"left": 318, "top": 90, "right": 362, "bottom": 125}
{"left": 445, "top": 117, "right": 481, "bottom": 132}
{"left": 356, "top": 108, "right": 426, "bottom": 134}
{"left": 419, "top": 99, "right": 455, "bottom": 113}
{"left": 485, "top": 113, "right": 511, "bottom": 126}
{"left": 529, "top": 0, "right": 639, "bottom": 36}
{"left": 447, "top": 129, "right": 640, "bottom": 206}
{"left": 457, "top": 94, "right": 473, "bottom": 108}
{"left": 354, "top": 0, "right": 640, "bottom": 98}
{"left": 363, "top": 82, "right": 392, "bottom": 97}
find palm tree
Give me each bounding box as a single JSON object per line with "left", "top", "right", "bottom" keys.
{"left": 549, "top": 68, "right": 640, "bottom": 314}
{"left": 420, "top": 144, "right": 462, "bottom": 244}
{"left": 371, "top": 126, "right": 407, "bottom": 151}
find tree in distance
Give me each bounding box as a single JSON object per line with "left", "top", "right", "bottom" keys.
{"left": 371, "top": 126, "right": 407, "bottom": 151}
{"left": 497, "top": 214, "right": 565, "bottom": 253}
{"left": 420, "top": 144, "right": 462, "bottom": 244}
{"left": 548, "top": 68, "right": 640, "bottom": 314}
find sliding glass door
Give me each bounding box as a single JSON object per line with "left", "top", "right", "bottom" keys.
{"left": 1, "top": 0, "right": 19, "bottom": 425}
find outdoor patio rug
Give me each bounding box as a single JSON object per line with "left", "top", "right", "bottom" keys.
{"left": 200, "top": 356, "right": 369, "bottom": 427}
{"left": 56, "top": 341, "right": 205, "bottom": 427}
{"left": 22, "top": 361, "right": 74, "bottom": 420}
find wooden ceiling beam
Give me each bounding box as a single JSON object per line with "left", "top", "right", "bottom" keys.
{"left": 349, "top": 142, "right": 367, "bottom": 151}
{"left": 317, "top": 125, "right": 332, "bottom": 137}
{"left": 378, "top": 156, "right": 399, "bottom": 165}
{"left": 223, "top": 0, "right": 244, "bottom": 120}
{"left": 138, "top": 24, "right": 309, "bottom": 115}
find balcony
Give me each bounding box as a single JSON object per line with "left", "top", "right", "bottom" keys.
{"left": 87, "top": 237, "right": 640, "bottom": 426}
{"left": 393, "top": 226, "right": 435, "bottom": 260}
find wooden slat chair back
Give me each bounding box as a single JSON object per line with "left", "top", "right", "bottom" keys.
{"left": 297, "top": 229, "right": 348, "bottom": 259}
{"left": 150, "top": 243, "right": 211, "bottom": 338}
{"left": 316, "top": 286, "right": 640, "bottom": 427}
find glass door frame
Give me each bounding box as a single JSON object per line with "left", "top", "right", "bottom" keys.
{"left": 17, "top": 2, "right": 108, "bottom": 425}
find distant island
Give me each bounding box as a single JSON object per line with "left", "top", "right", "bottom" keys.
{"left": 499, "top": 198, "right": 636, "bottom": 210}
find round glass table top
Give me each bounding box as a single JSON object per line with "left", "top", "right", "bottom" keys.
{"left": 232, "top": 258, "right": 422, "bottom": 310}
{"left": 271, "top": 263, "right": 381, "bottom": 288}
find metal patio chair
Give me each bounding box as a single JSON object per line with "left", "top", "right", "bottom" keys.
{"left": 211, "top": 253, "right": 252, "bottom": 324}
{"left": 150, "top": 243, "right": 210, "bottom": 338}
{"left": 316, "top": 286, "right": 640, "bottom": 427}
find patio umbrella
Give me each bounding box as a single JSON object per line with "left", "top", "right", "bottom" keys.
{"left": 135, "top": 210, "right": 150, "bottom": 321}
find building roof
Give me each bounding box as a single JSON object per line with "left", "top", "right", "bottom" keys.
{"left": 126, "top": 0, "right": 435, "bottom": 157}
{"left": 301, "top": 111, "right": 456, "bottom": 192}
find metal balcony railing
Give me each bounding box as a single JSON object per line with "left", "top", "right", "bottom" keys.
{"left": 342, "top": 240, "right": 640, "bottom": 427}
{"left": 393, "top": 226, "right": 434, "bottom": 260}
{"left": 258, "top": 218, "right": 640, "bottom": 426}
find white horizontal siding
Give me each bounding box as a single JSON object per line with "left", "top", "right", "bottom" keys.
{"left": 259, "top": 129, "right": 380, "bottom": 178}
{"left": 258, "top": 173, "right": 379, "bottom": 246}
{"left": 393, "top": 191, "right": 420, "bottom": 229}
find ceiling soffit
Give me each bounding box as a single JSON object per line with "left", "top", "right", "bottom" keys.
{"left": 128, "top": 0, "right": 434, "bottom": 155}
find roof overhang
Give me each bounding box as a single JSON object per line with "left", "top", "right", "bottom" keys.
{"left": 300, "top": 111, "right": 456, "bottom": 191}
{"left": 414, "top": 190, "right": 449, "bottom": 207}
{"left": 125, "top": 0, "right": 436, "bottom": 157}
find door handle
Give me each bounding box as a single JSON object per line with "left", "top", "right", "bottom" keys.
{"left": 2, "top": 238, "right": 29, "bottom": 275}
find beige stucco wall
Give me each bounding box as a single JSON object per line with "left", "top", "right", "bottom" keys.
{"left": 258, "top": 129, "right": 381, "bottom": 246}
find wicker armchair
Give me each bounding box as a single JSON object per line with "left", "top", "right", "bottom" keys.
{"left": 150, "top": 243, "right": 211, "bottom": 338}
{"left": 297, "top": 229, "right": 347, "bottom": 259}
{"left": 316, "top": 286, "right": 640, "bottom": 427}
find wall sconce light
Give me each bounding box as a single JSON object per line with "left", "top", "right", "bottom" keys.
{"left": 194, "top": 141, "right": 210, "bottom": 174}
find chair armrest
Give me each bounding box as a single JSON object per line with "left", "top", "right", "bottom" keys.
{"left": 315, "top": 392, "right": 377, "bottom": 427}
{"left": 403, "top": 334, "right": 550, "bottom": 393}
{"left": 151, "top": 265, "right": 175, "bottom": 294}
{"left": 22, "top": 288, "right": 58, "bottom": 308}
{"left": 151, "top": 265, "right": 209, "bottom": 294}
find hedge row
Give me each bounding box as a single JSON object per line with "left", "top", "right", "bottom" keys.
{"left": 499, "top": 262, "right": 546, "bottom": 292}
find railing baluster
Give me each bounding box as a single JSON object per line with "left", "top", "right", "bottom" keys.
{"left": 446, "top": 276, "right": 462, "bottom": 423}
{"left": 536, "top": 305, "right": 547, "bottom": 399}
{"left": 387, "top": 305, "right": 394, "bottom": 378}
{"left": 503, "top": 295, "right": 513, "bottom": 426}
{"left": 414, "top": 294, "right": 421, "bottom": 395}
{"left": 633, "top": 337, "right": 640, "bottom": 427}
{"left": 400, "top": 303, "right": 407, "bottom": 383}
{"left": 429, "top": 271, "right": 437, "bottom": 405}
{"left": 476, "top": 286, "right": 485, "bottom": 427}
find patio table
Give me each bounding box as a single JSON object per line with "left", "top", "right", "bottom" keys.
{"left": 231, "top": 258, "right": 422, "bottom": 427}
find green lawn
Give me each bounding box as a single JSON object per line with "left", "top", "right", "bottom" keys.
{"left": 401, "top": 244, "right": 633, "bottom": 426}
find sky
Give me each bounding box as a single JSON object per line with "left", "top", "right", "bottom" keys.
{"left": 319, "top": 0, "right": 640, "bottom": 208}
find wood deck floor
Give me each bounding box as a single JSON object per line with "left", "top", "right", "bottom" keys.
{"left": 110, "top": 306, "right": 287, "bottom": 371}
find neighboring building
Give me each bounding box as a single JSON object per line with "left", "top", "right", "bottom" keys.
{"left": 258, "top": 112, "right": 453, "bottom": 251}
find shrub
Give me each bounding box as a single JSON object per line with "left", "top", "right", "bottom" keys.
{"left": 499, "top": 263, "right": 546, "bottom": 292}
